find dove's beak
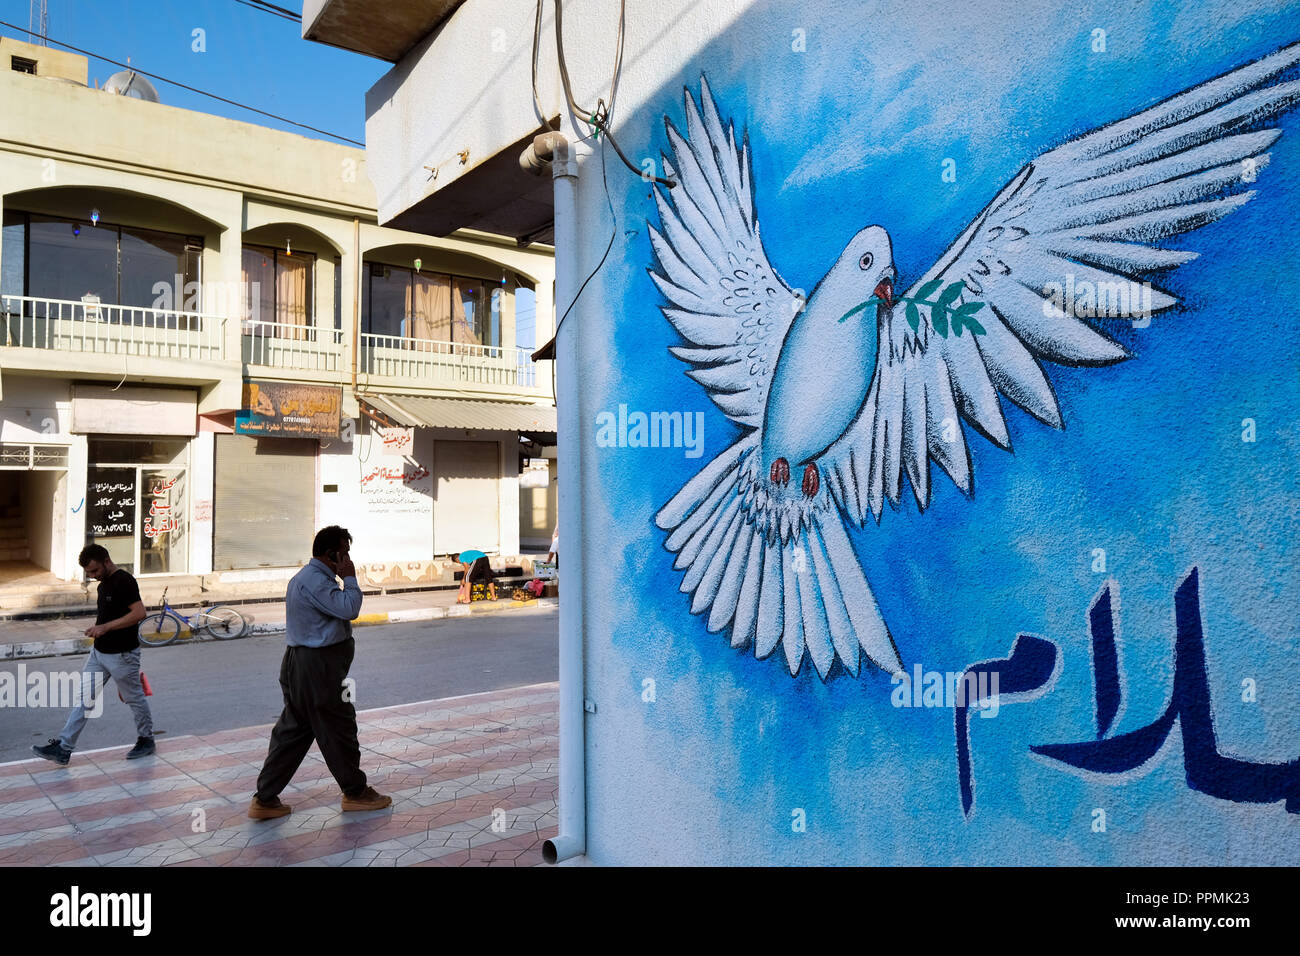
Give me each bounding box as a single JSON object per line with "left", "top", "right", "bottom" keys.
{"left": 873, "top": 275, "right": 895, "bottom": 308}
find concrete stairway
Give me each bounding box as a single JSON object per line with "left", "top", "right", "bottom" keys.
{"left": 0, "top": 507, "right": 30, "bottom": 562}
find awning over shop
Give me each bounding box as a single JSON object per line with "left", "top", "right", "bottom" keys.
{"left": 360, "top": 395, "right": 557, "bottom": 432}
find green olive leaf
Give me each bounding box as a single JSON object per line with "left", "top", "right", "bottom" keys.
{"left": 931, "top": 306, "right": 948, "bottom": 338}
{"left": 916, "top": 278, "right": 945, "bottom": 301}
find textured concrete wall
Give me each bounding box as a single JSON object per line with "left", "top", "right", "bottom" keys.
{"left": 568, "top": 0, "right": 1300, "bottom": 864}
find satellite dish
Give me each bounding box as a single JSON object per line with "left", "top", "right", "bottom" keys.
{"left": 104, "top": 70, "right": 160, "bottom": 103}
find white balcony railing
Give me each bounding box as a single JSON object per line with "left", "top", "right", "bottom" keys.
{"left": 360, "top": 334, "right": 538, "bottom": 389}
{"left": 242, "top": 320, "right": 345, "bottom": 372}
{"left": 1, "top": 295, "right": 226, "bottom": 362}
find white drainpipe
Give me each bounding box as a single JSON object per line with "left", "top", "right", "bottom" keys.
{"left": 543, "top": 134, "right": 586, "bottom": 864}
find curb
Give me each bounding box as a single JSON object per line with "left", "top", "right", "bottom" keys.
{"left": 0, "top": 597, "right": 558, "bottom": 662}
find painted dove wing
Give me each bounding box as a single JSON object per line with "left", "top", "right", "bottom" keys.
{"left": 651, "top": 79, "right": 902, "bottom": 680}
{"left": 821, "top": 40, "right": 1300, "bottom": 522}
{"left": 645, "top": 78, "right": 801, "bottom": 428}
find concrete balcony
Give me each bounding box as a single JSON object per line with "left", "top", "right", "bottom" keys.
{"left": 242, "top": 320, "right": 346, "bottom": 375}
{"left": 358, "top": 334, "right": 543, "bottom": 396}
{"left": 1, "top": 295, "right": 227, "bottom": 363}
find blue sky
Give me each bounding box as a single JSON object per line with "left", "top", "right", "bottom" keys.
{"left": 0, "top": 0, "right": 385, "bottom": 144}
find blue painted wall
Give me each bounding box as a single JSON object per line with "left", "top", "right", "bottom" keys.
{"left": 575, "top": 0, "right": 1300, "bottom": 864}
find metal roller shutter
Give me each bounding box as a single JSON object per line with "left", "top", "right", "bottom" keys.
{"left": 433, "top": 440, "right": 500, "bottom": 556}
{"left": 213, "top": 435, "right": 316, "bottom": 569}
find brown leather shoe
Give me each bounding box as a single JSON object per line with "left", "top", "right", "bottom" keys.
{"left": 248, "top": 795, "right": 292, "bottom": 820}
{"left": 341, "top": 786, "right": 392, "bottom": 812}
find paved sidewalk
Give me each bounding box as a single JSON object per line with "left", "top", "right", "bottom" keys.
{"left": 0, "top": 682, "right": 558, "bottom": 867}
{"left": 0, "top": 590, "right": 558, "bottom": 661}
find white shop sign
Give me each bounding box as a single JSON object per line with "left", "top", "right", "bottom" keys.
{"left": 71, "top": 385, "right": 197, "bottom": 436}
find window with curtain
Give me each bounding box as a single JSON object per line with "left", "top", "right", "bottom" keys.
{"left": 364, "top": 263, "right": 502, "bottom": 349}
{"left": 452, "top": 277, "right": 483, "bottom": 347}
{"left": 241, "top": 248, "right": 275, "bottom": 331}
{"left": 409, "top": 272, "right": 451, "bottom": 346}
{"left": 241, "top": 244, "right": 315, "bottom": 338}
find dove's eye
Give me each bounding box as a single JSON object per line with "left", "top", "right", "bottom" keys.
{"left": 859, "top": 253, "right": 874, "bottom": 271}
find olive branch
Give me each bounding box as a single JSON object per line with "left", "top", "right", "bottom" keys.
{"left": 837, "top": 279, "right": 987, "bottom": 338}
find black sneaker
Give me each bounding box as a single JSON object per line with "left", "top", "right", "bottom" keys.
{"left": 32, "top": 739, "right": 71, "bottom": 766}
{"left": 125, "top": 737, "right": 156, "bottom": 760}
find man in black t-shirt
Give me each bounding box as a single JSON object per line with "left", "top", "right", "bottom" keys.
{"left": 31, "top": 545, "right": 155, "bottom": 766}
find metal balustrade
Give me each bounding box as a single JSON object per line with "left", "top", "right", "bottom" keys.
{"left": 0, "top": 296, "right": 546, "bottom": 391}
{"left": 242, "top": 320, "right": 345, "bottom": 372}
{"left": 359, "top": 333, "right": 539, "bottom": 389}
{"left": 1, "top": 295, "right": 226, "bottom": 362}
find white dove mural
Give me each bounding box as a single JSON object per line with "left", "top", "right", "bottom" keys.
{"left": 651, "top": 42, "right": 1300, "bottom": 680}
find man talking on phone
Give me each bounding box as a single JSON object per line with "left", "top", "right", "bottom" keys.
{"left": 248, "top": 526, "right": 391, "bottom": 819}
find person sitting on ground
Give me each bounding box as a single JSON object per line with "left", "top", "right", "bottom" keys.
{"left": 452, "top": 550, "right": 497, "bottom": 603}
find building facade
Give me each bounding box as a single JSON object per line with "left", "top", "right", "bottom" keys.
{"left": 306, "top": 0, "right": 1300, "bottom": 865}
{"left": 0, "top": 36, "right": 556, "bottom": 596}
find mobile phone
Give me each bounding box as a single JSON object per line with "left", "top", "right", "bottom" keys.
{"left": 328, "top": 550, "right": 340, "bottom": 563}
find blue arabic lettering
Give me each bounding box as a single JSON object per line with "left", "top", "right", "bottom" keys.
{"left": 1032, "top": 568, "right": 1300, "bottom": 814}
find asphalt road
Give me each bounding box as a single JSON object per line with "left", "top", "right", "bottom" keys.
{"left": 0, "top": 606, "right": 558, "bottom": 764}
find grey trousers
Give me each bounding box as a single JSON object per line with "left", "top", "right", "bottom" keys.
{"left": 59, "top": 647, "right": 153, "bottom": 750}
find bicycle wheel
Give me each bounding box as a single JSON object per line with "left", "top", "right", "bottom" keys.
{"left": 139, "top": 612, "right": 181, "bottom": 647}
{"left": 201, "top": 606, "right": 248, "bottom": 639}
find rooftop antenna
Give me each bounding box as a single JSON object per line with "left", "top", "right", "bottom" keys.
{"left": 28, "top": 0, "right": 48, "bottom": 45}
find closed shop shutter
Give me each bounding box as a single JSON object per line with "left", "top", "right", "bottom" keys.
{"left": 433, "top": 440, "right": 500, "bottom": 555}
{"left": 213, "top": 435, "right": 316, "bottom": 569}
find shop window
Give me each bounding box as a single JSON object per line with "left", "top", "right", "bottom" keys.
{"left": 88, "top": 438, "right": 188, "bottom": 466}
{"left": 85, "top": 438, "right": 189, "bottom": 576}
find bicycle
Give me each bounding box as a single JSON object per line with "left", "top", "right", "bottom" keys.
{"left": 139, "top": 587, "right": 248, "bottom": 647}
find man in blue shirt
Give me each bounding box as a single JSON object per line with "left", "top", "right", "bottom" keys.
{"left": 248, "top": 526, "right": 391, "bottom": 819}
{"left": 453, "top": 549, "right": 497, "bottom": 603}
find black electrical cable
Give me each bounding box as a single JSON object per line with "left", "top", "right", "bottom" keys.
{"left": 554, "top": 133, "right": 618, "bottom": 348}
{"left": 552, "top": 0, "right": 675, "bottom": 189}
{"left": 0, "top": 20, "right": 364, "bottom": 147}
{"left": 231, "top": 0, "right": 301, "bottom": 23}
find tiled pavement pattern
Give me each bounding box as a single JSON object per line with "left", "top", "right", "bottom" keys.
{"left": 0, "top": 682, "right": 558, "bottom": 867}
